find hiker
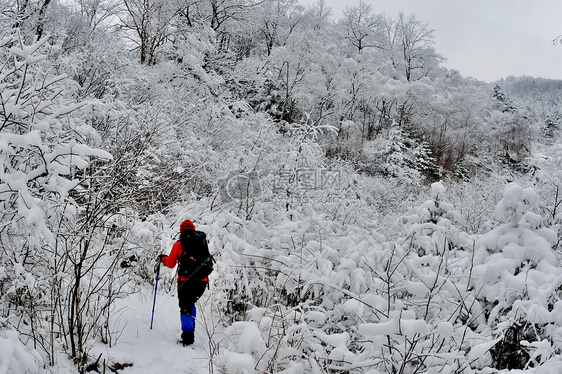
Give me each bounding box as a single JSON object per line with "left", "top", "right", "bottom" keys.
{"left": 156, "top": 219, "right": 213, "bottom": 346}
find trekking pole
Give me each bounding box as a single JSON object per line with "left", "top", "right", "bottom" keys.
{"left": 150, "top": 261, "right": 161, "bottom": 329}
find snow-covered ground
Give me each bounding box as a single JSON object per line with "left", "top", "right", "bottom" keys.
{"left": 0, "top": 288, "right": 213, "bottom": 374}
{"left": 90, "top": 288, "right": 213, "bottom": 374}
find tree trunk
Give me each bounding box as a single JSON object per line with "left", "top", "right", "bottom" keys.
{"left": 36, "top": 0, "right": 53, "bottom": 40}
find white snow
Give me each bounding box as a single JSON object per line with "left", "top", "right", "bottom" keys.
{"left": 0, "top": 329, "right": 42, "bottom": 374}
{"left": 436, "top": 321, "right": 454, "bottom": 338}
{"left": 88, "top": 290, "right": 213, "bottom": 374}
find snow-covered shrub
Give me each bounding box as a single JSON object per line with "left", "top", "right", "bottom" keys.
{"left": 447, "top": 177, "right": 502, "bottom": 235}
{"left": 359, "top": 127, "right": 439, "bottom": 182}
{"left": 532, "top": 143, "right": 562, "bottom": 251}
{"left": 397, "top": 181, "right": 472, "bottom": 254}
{"left": 353, "top": 182, "right": 480, "bottom": 373}
{"left": 161, "top": 200, "right": 385, "bottom": 372}
{"left": 472, "top": 183, "right": 562, "bottom": 370}
{"left": 0, "top": 31, "right": 135, "bottom": 371}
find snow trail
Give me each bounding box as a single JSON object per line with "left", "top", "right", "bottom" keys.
{"left": 92, "top": 289, "right": 213, "bottom": 373}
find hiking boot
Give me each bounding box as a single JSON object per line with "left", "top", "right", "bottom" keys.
{"left": 181, "top": 331, "right": 194, "bottom": 346}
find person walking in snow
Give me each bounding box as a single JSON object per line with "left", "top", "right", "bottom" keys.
{"left": 156, "top": 219, "right": 213, "bottom": 346}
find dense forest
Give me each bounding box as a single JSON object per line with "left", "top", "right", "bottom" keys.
{"left": 1, "top": 0, "right": 562, "bottom": 373}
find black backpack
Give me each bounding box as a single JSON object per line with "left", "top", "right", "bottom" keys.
{"left": 178, "top": 230, "right": 214, "bottom": 280}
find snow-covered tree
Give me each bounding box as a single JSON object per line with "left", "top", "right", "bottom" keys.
{"left": 0, "top": 31, "right": 113, "bottom": 369}
{"left": 341, "top": 0, "right": 384, "bottom": 54}
{"left": 120, "top": 0, "right": 182, "bottom": 64}
{"left": 472, "top": 183, "right": 562, "bottom": 369}
{"left": 393, "top": 12, "right": 441, "bottom": 81}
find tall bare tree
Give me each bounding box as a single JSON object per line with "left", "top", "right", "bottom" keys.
{"left": 394, "top": 12, "right": 441, "bottom": 81}
{"left": 342, "top": 0, "right": 384, "bottom": 54}
{"left": 120, "top": 0, "right": 182, "bottom": 64}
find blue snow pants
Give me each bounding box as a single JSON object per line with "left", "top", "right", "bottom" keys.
{"left": 177, "top": 280, "right": 207, "bottom": 344}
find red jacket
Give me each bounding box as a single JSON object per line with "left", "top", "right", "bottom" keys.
{"left": 162, "top": 241, "right": 208, "bottom": 282}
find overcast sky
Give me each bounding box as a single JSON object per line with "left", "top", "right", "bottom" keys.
{"left": 300, "top": 0, "right": 562, "bottom": 83}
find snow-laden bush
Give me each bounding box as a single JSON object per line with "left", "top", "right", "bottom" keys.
{"left": 532, "top": 143, "right": 562, "bottom": 251}
{"left": 472, "top": 183, "right": 562, "bottom": 370}
{"left": 0, "top": 30, "right": 116, "bottom": 369}
{"left": 137, "top": 199, "right": 381, "bottom": 372}
{"left": 354, "top": 182, "right": 482, "bottom": 373}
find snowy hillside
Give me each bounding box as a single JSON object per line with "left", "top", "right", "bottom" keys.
{"left": 2, "top": 1, "right": 562, "bottom": 373}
